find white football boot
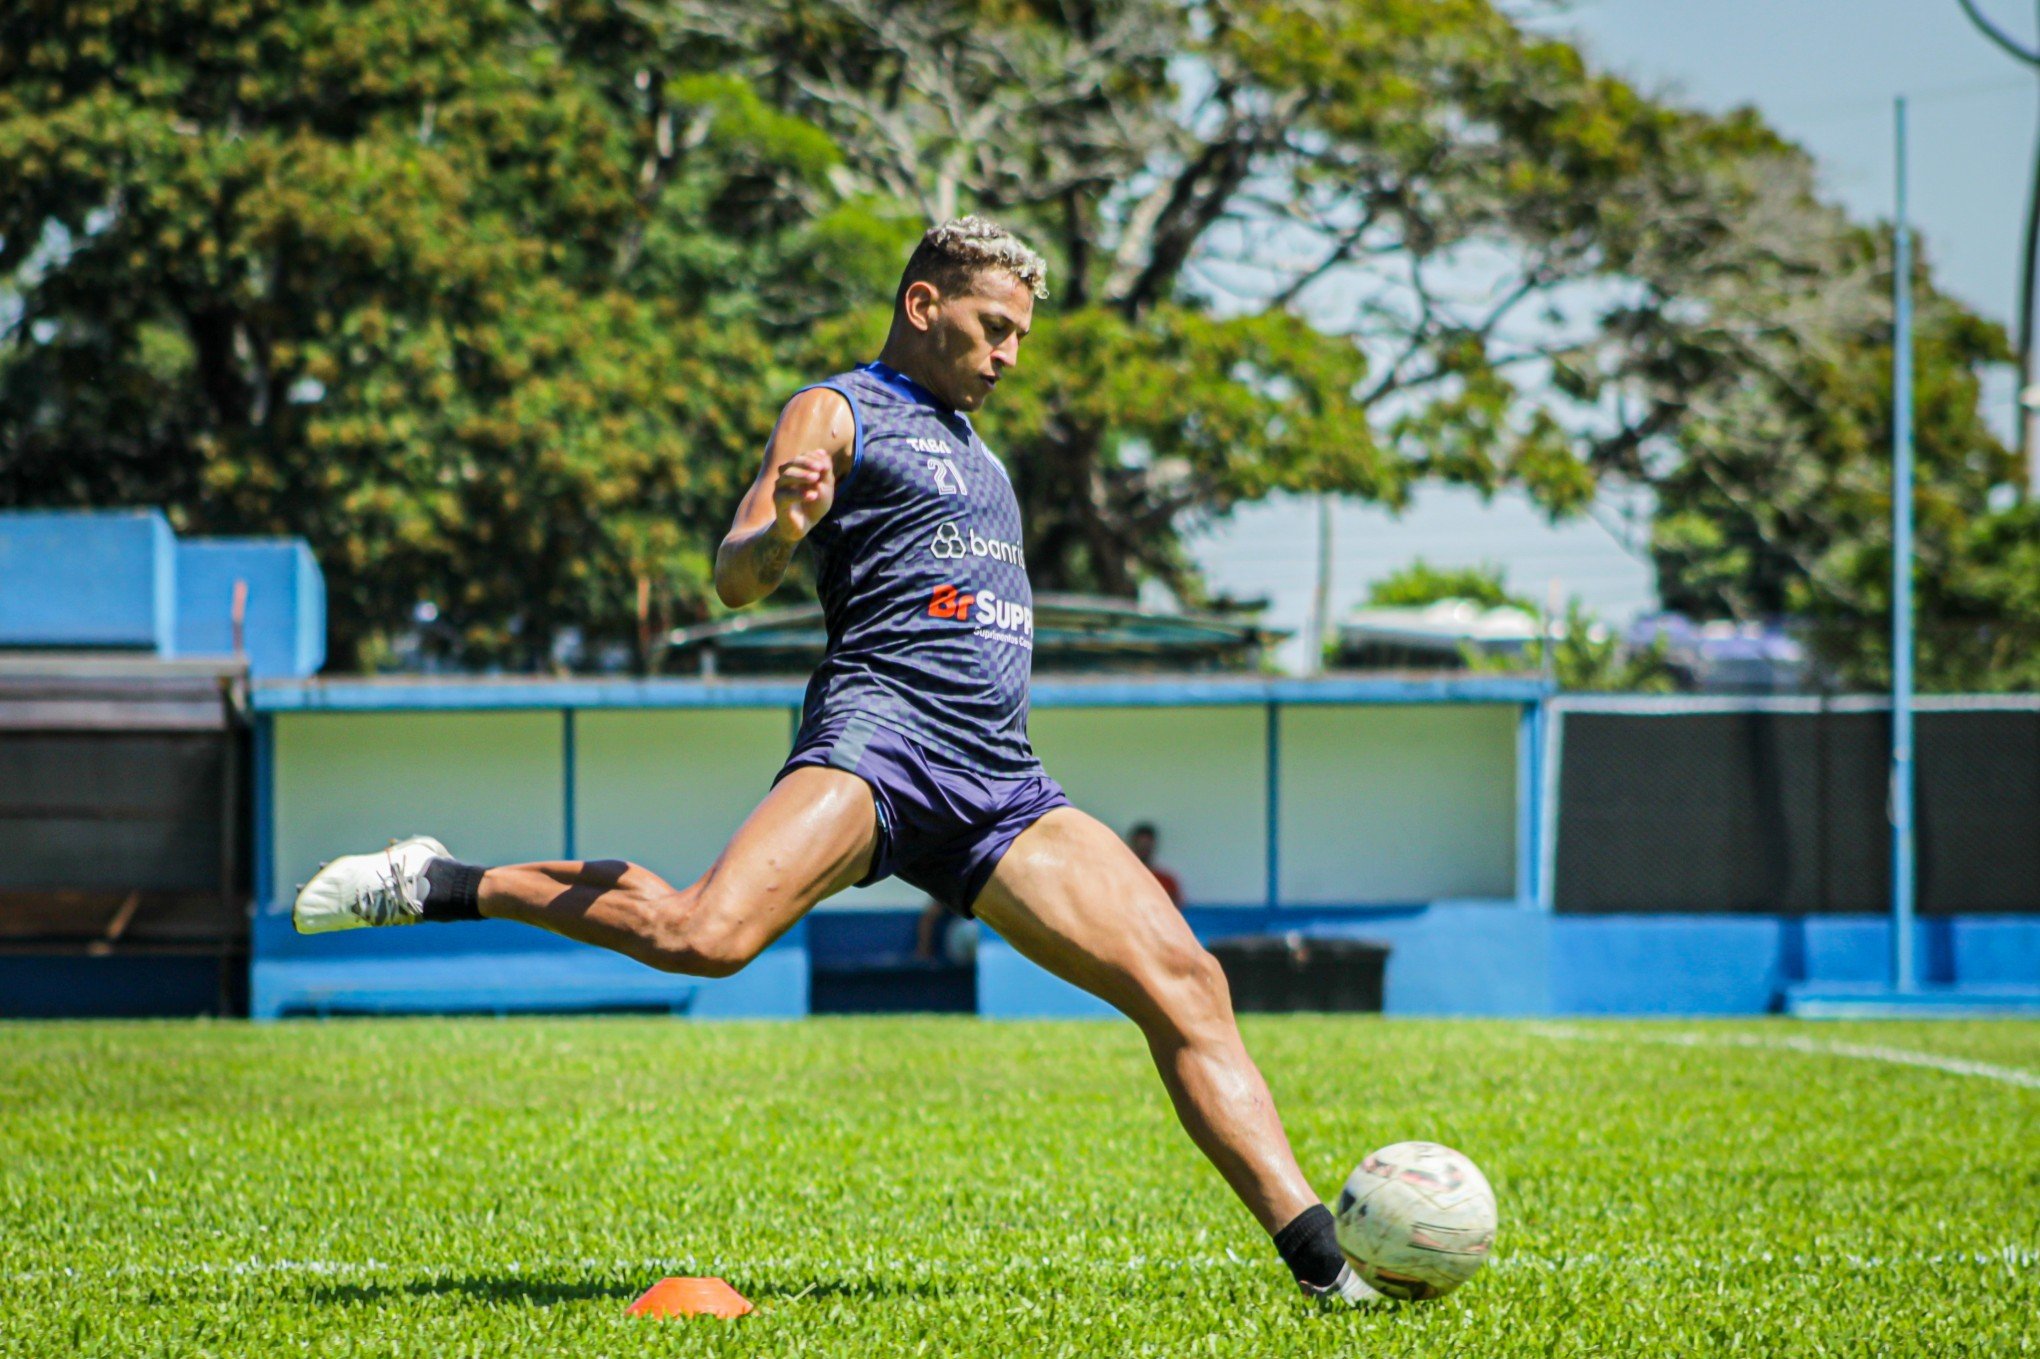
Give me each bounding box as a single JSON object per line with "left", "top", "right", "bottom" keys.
{"left": 1304, "top": 1262, "right": 1389, "bottom": 1308}
{"left": 292, "top": 835, "right": 451, "bottom": 934}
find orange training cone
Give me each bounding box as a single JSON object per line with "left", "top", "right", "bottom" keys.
{"left": 627, "top": 1276, "right": 754, "bottom": 1320}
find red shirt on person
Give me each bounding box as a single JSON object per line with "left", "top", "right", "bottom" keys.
{"left": 1148, "top": 865, "right": 1183, "bottom": 908}
{"left": 1127, "top": 823, "right": 1183, "bottom": 908}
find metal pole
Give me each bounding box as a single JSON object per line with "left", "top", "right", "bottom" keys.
{"left": 1891, "top": 96, "right": 1919, "bottom": 993}
{"left": 1264, "top": 701, "right": 1281, "bottom": 910}
{"left": 1307, "top": 494, "right": 1333, "bottom": 676}
{"left": 2021, "top": 102, "right": 2040, "bottom": 490}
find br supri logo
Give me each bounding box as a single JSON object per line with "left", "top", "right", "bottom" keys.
{"left": 927, "top": 584, "right": 1032, "bottom": 641}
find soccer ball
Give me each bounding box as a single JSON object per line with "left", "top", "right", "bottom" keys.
{"left": 1332, "top": 1141, "right": 1497, "bottom": 1301}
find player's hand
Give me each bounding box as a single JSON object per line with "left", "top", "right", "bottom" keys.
{"left": 771, "top": 449, "right": 836, "bottom": 540}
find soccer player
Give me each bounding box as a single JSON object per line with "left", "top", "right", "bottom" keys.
{"left": 294, "top": 216, "right": 1375, "bottom": 1305}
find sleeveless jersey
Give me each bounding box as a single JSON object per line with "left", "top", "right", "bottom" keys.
{"left": 792, "top": 362, "right": 1041, "bottom": 777}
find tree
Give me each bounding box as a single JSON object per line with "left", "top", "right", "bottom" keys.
{"left": 699, "top": 0, "right": 2034, "bottom": 688}
{"left": 7, "top": 0, "right": 2027, "bottom": 686}
{"left": 1645, "top": 228, "right": 2037, "bottom": 692}
{"left": 0, "top": 0, "right": 907, "bottom": 669}
{"left": 652, "top": 0, "right": 1824, "bottom": 601}
{"left": 1365, "top": 559, "right": 1521, "bottom": 611}
{"left": 1953, "top": 0, "right": 2040, "bottom": 476}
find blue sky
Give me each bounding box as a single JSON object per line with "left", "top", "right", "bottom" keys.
{"left": 1192, "top": 0, "right": 2037, "bottom": 668}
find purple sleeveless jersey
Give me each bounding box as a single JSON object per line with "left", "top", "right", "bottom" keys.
{"left": 793, "top": 361, "right": 1041, "bottom": 777}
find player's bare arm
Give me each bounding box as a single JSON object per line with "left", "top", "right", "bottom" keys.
{"left": 713, "top": 387, "right": 855, "bottom": 608}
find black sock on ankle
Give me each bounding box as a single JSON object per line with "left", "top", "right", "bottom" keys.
{"left": 1273, "top": 1203, "right": 1346, "bottom": 1290}
{"left": 420, "top": 858, "right": 484, "bottom": 922}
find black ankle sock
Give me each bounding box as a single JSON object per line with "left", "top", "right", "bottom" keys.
{"left": 1273, "top": 1204, "right": 1346, "bottom": 1290}
{"left": 420, "top": 858, "right": 484, "bottom": 922}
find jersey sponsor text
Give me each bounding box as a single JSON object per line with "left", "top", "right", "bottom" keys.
{"left": 929, "top": 522, "right": 1023, "bottom": 567}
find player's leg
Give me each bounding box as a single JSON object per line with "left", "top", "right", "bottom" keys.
{"left": 971, "top": 806, "right": 1372, "bottom": 1301}
{"left": 972, "top": 806, "right": 1314, "bottom": 1231}
{"left": 475, "top": 768, "right": 875, "bottom": 975}
{"left": 295, "top": 767, "right": 876, "bottom": 978}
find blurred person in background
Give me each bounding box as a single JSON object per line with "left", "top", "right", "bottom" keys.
{"left": 1128, "top": 822, "right": 1183, "bottom": 909}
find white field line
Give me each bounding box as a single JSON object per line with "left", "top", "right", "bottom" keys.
{"left": 7, "top": 1246, "right": 2039, "bottom": 1286}
{"left": 1530, "top": 1024, "right": 2040, "bottom": 1090}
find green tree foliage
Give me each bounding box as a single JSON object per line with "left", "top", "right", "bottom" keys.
{"left": 4, "top": 0, "right": 2028, "bottom": 684}
{"left": 1485, "top": 597, "right": 1679, "bottom": 695}
{"left": 0, "top": 0, "right": 908, "bottom": 668}
{"left": 1647, "top": 240, "right": 2035, "bottom": 691}
{"left": 667, "top": 2, "right": 2029, "bottom": 691}
{"left": 674, "top": 0, "right": 1769, "bottom": 599}
{"left": 1366, "top": 559, "right": 1522, "bottom": 611}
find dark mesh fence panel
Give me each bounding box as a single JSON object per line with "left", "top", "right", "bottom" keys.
{"left": 0, "top": 733, "right": 227, "bottom": 892}
{"left": 1916, "top": 711, "right": 2040, "bottom": 913}
{"left": 1555, "top": 707, "right": 2040, "bottom": 915}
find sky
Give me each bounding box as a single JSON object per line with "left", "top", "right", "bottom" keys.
{"left": 1190, "top": 0, "right": 2039, "bottom": 670}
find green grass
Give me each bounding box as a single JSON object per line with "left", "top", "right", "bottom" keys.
{"left": 3, "top": 1017, "right": 2036, "bottom": 1357}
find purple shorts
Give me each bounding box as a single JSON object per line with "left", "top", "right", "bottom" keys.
{"left": 776, "top": 716, "right": 1069, "bottom": 916}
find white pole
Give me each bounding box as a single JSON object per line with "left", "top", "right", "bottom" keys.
{"left": 1307, "top": 494, "right": 1332, "bottom": 675}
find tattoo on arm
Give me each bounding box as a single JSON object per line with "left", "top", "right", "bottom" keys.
{"left": 717, "top": 524, "right": 797, "bottom": 604}
{"left": 754, "top": 530, "right": 795, "bottom": 581}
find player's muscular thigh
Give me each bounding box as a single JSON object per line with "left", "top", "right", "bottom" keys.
{"left": 650, "top": 766, "right": 878, "bottom": 973}
{"left": 974, "top": 808, "right": 1221, "bottom": 1022}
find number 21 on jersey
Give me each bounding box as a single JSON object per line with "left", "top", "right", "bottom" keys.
{"left": 926, "top": 457, "right": 968, "bottom": 497}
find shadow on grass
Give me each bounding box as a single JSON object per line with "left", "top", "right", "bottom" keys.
{"left": 306, "top": 1275, "right": 624, "bottom": 1308}
{"left": 740, "top": 1274, "right": 949, "bottom": 1305}
{"left": 304, "top": 1270, "right": 946, "bottom": 1309}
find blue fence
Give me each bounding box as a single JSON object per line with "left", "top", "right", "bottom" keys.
{"left": 233, "top": 678, "right": 2040, "bottom": 1020}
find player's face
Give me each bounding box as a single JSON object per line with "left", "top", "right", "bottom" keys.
{"left": 926, "top": 273, "right": 1034, "bottom": 412}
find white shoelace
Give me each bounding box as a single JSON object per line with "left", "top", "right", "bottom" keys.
{"left": 358, "top": 851, "right": 425, "bottom": 926}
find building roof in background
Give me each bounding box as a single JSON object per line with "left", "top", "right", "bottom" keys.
{"left": 1339, "top": 601, "right": 1545, "bottom": 654}
{"left": 249, "top": 672, "right": 1552, "bottom": 713}
{"left": 665, "top": 594, "right": 1286, "bottom": 676}
{"left": 0, "top": 653, "right": 247, "bottom": 731}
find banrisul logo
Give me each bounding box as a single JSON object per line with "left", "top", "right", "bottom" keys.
{"left": 930, "top": 523, "right": 967, "bottom": 560}
{"left": 928, "top": 522, "right": 1024, "bottom": 568}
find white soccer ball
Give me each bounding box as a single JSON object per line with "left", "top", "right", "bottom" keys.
{"left": 1332, "top": 1141, "right": 1497, "bottom": 1301}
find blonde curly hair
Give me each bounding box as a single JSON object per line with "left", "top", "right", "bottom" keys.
{"left": 895, "top": 215, "right": 1049, "bottom": 303}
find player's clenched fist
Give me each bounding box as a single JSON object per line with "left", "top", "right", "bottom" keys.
{"left": 772, "top": 449, "right": 835, "bottom": 539}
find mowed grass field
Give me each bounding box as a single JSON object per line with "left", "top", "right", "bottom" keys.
{"left": 3, "top": 1017, "right": 2036, "bottom": 1358}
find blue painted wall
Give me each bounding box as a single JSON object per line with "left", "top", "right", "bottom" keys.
{"left": 0, "top": 509, "right": 323, "bottom": 673}
{"left": 176, "top": 539, "right": 325, "bottom": 678}
{"left": 1949, "top": 917, "right": 2040, "bottom": 985}
{"left": 0, "top": 509, "right": 175, "bottom": 650}
{"left": 237, "top": 678, "right": 2034, "bottom": 1022}
{"left": 44, "top": 907, "right": 2034, "bottom": 1021}
{"left": 979, "top": 902, "right": 1551, "bottom": 1019}
{"left": 977, "top": 907, "right": 2040, "bottom": 1019}
{"left": 0, "top": 956, "right": 232, "bottom": 1018}
{"left": 1548, "top": 916, "right": 1788, "bottom": 1015}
